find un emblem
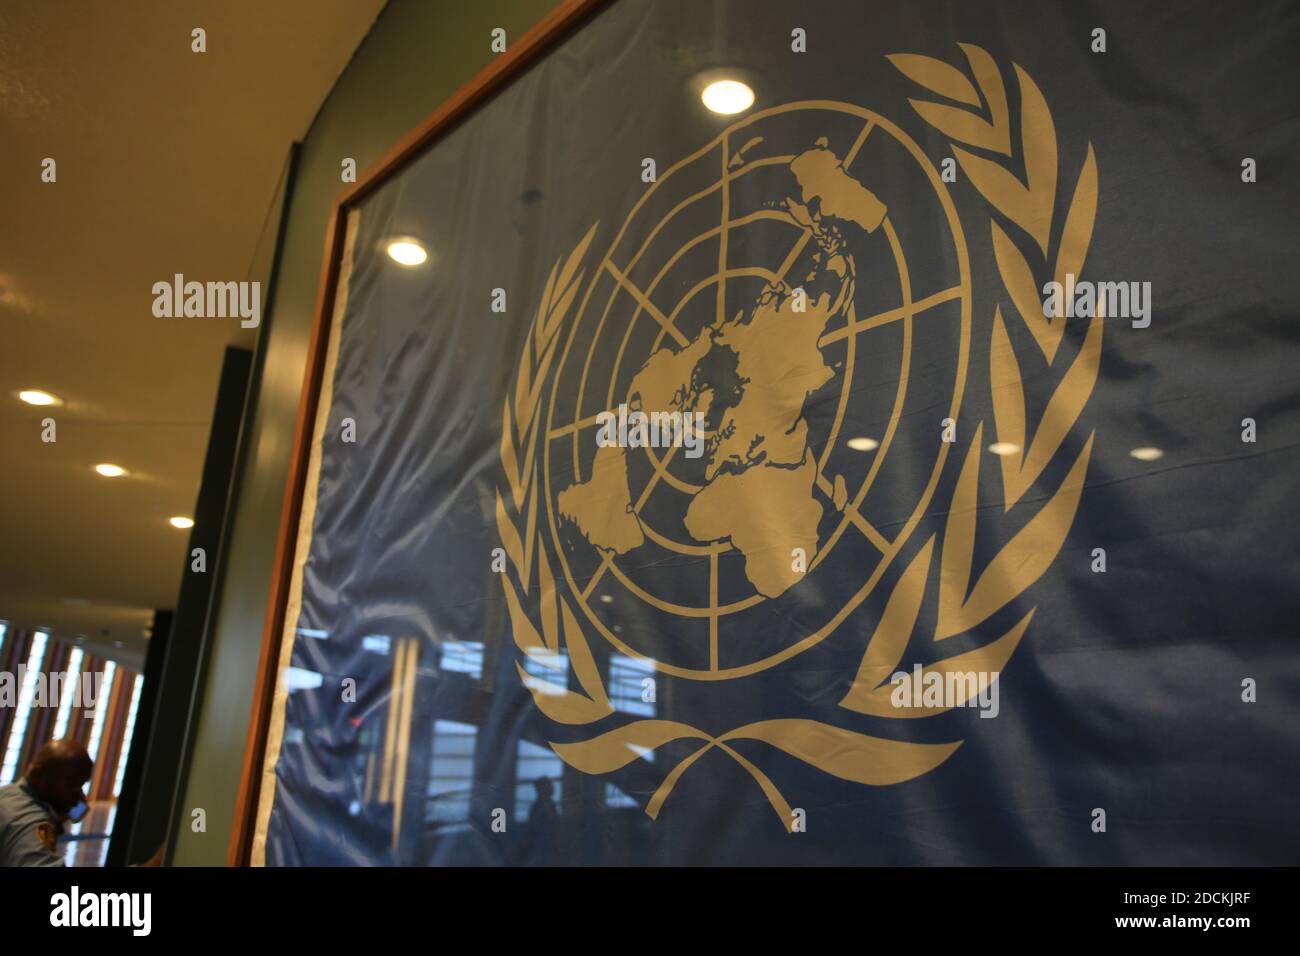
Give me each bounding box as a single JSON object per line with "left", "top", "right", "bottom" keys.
{"left": 497, "top": 45, "right": 1101, "bottom": 827}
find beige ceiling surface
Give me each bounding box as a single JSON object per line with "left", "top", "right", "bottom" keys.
{"left": 0, "top": 0, "right": 387, "bottom": 667}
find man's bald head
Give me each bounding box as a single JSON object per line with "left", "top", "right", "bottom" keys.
{"left": 30, "top": 738, "right": 92, "bottom": 772}
{"left": 26, "top": 738, "right": 93, "bottom": 814}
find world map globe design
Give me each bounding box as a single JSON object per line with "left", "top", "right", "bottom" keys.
{"left": 542, "top": 102, "right": 971, "bottom": 678}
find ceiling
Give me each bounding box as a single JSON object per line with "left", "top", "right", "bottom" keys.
{"left": 0, "top": 0, "right": 388, "bottom": 668}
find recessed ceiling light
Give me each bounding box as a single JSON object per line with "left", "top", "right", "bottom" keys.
{"left": 18, "top": 389, "right": 61, "bottom": 406}
{"left": 702, "top": 79, "right": 755, "bottom": 115}
{"left": 988, "top": 442, "right": 1021, "bottom": 457}
{"left": 847, "top": 437, "right": 879, "bottom": 452}
{"left": 94, "top": 463, "right": 128, "bottom": 478}
{"left": 1130, "top": 447, "right": 1164, "bottom": 462}
{"left": 386, "top": 239, "right": 428, "bottom": 266}
{"left": 169, "top": 516, "right": 195, "bottom": 529}
{"left": 600, "top": 594, "right": 614, "bottom": 604}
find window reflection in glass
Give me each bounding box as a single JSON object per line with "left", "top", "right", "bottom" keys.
{"left": 427, "top": 719, "right": 476, "bottom": 824}
{"left": 609, "top": 653, "right": 655, "bottom": 718}
{"left": 439, "top": 639, "right": 483, "bottom": 679}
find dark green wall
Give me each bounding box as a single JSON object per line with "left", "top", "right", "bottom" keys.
{"left": 171, "top": 0, "right": 560, "bottom": 865}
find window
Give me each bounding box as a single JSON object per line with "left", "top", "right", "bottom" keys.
{"left": 603, "top": 654, "right": 656, "bottom": 808}
{"left": 427, "top": 719, "right": 476, "bottom": 824}
{"left": 439, "top": 639, "right": 484, "bottom": 679}
{"left": 51, "top": 648, "right": 84, "bottom": 740}
{"left": 111, "top": 675, "right": 144, "bottom": 797}
{"left": 84, "top": 661, "right": 117, "bottom": 765}
{"left": 521, "top": 648, "right": 567, "bottom": 688}
{"left": 0, "top": 631, "right": 49, "bottom": 784}
{"left": 609, "top": 653, "right": 656, "bottom": 717}
{"left": 606, "top": 783, "right": 638, "bottom": 808}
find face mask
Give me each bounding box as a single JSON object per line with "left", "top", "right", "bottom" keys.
{"left": 67, "top": 800, "right": 88, "bottom": 823}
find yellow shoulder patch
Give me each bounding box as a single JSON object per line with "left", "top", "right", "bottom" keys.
{"left": 35, "top": 822, "right": 58, "bottom": 854}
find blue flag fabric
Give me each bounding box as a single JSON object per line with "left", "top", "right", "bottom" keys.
{"left": 259, "top": 0, "right": 1300, "bottom": 865}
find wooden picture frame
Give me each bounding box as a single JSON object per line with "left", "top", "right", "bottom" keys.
{"left": 227, "top": 0, "right": 611, "bottom": 866}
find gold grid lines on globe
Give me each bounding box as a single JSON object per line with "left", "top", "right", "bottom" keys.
{"left": 542, "top": 102, "right": 971, "bottom": 679}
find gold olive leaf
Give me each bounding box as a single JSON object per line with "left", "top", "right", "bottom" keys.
{"left": 497, "top": 224, "right": 612, "bottom": 724}
{"left": 497, "top": 224, "right": 597, "bottom": 591}
{"left": 887, "top": 45, "right": 1011, "bottom": 156}
{"left": 837, "top": 47, "right": 1102, "bottom": 717}
{"left": 891, "top": 43, "right": 1101, "bottom": 503}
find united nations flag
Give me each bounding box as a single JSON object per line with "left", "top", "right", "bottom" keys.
{"left": 257, "top": 0, "right": 1300, "bottom": 866}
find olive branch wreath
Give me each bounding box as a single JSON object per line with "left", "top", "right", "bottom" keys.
{"left": 494, "top": 44, "right": 1101, "bottom": 830}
